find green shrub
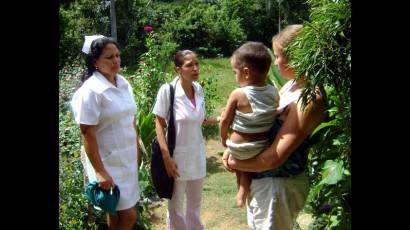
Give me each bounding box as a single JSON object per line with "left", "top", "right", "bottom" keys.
{"left": 59, "top": 0, "right": 152, "bottom": 69}
{"left": 220, "top": 0, "right": 309, "bottom": 47}
{"left": 59, "top": 154, "right": 95, "bottom": 229}
{"left": 158, "top": 1, "right": 246, "bottom": 57}
{"left": 59, "top": 0, "right": 109, "bottom": 69}
{"left": 129, "top": 32, "right": 175, "bottom": 115}
{"left": 59, "top": 63, "right": 83, "bottom": 158}
{"left": 286, "top": 0, "right": 351, "bottom": 228}
{"left": 199, "top": 77, "right": 220, "bottom": 138}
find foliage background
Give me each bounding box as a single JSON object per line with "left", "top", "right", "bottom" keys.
{"left": 59, "top": 0, "right": 310, "bottom": 68}
{"left": 286, "top": 0, "right": 351, "bottom": 229}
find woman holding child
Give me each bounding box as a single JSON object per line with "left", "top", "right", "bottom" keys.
{"left": 223, "top": 25, "right": 327, "bottom": 230}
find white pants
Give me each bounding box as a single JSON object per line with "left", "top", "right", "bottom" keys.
{"left": 246, "top": 174, "right": 309, "bottom": 230}
{"left": 167, "top": 178, "right": 204, "bottom": 230}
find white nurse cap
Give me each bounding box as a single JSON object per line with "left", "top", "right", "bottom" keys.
{"left": 82, "top": 35, "right": 105, "bottom": 54}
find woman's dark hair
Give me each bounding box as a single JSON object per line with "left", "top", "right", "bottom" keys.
{"left": 81, "top": 37, "right": 120, "bottom": 82}
{"left": 174, "top": 50, "right": 196, "bottom": 68}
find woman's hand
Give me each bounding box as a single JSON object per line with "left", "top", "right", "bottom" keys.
{"left": 222, "top": 149, "right": 234, "bottom": 172}
{"left": 96, "top": 170, "right": 115, "bottom": 190}
{"left": 203, "top": 116, "right": 221, "bottom": 126}
{"left": 163, "top": 155, "right": 180, "bottom": 178}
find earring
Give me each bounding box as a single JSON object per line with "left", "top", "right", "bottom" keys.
{"left": 95, "top": 66, "right": 99, "bottom": 70}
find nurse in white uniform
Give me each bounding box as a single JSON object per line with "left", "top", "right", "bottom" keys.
{"left": 153, "top": 50, "right": 218, "bottom": 230}
{"left": 71, "top": 35, "right": 140, "bottom": 230}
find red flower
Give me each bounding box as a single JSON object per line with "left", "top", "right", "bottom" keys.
{"left": 143, "top": 25, "right": 153, "bottom": 33}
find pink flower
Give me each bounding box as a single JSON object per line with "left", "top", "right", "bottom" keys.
{"left": 143, "top": 25, "right": 153, "bottom": 33}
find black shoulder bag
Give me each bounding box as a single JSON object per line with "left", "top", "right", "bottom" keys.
{"left": 150, "top": 83, "right": 176, "bottom": 199}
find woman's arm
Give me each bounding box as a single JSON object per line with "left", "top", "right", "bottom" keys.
{"left": 133, "top": 119, "right": 143, "bottom": 166}
{"left": 227, "top": 96, "right": 327, "bottom": 172}
{"left": 219, "top": 89, "right": 240, "bottom": 147}
{"left": 155, "top": 115, "right": 180, "bottom": 178}
{"left": 202, "top": 116, "right": 221, "bottom": 126}
{"left": 80, "top": 124, "right": 114, "bottom": 190}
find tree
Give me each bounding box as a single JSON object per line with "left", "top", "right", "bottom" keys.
{"left": 110, "top": 0, "right": 117, "bottom": 40}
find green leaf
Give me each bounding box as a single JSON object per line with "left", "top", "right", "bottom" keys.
{"left": 329, "top": 215, "right": 340, "bottom": 228}
{"left": 312, "top": 119, "right": 337, "bottom": 135}
{"left": 332, "top": 139, "right": 342, "bottom": 146}
{"left": 320, "top": 160, "right": 344, "bottom": 185}
{"left": 307, "top": 182, "right": 324, "bottom": 202}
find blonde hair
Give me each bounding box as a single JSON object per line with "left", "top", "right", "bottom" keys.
{"left": 272, "top": 24, "right": 303, "bottom": 54}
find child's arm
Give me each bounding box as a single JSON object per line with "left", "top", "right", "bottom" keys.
{"left": 219, "top": 89, "right": 241, "bottom": 147}
{"left": 227, "top": 94, "right": 327, "bottom": 172}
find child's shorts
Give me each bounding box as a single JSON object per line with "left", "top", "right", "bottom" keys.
{"left": 226, "top": 139, "right": 270, "bottom": 160}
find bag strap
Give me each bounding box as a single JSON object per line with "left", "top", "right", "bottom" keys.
{"left": 166, "top": 79, "right": 178, "bottom": 157}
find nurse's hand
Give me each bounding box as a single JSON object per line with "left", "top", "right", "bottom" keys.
{"left": 163, "top": 155, "right": 180, "bottom": 178}
{"left": 96, "top": 171, "right": 115, "bottom": 190}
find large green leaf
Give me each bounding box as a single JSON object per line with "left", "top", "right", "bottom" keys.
{"left": 320, "top": 160, "right": 344, "bottom": 185}
{"left": 312, "top": 119, "right": 337, "bottom": 136}
{"left": 307, "top": 182, "right": 324, "bottom": 203}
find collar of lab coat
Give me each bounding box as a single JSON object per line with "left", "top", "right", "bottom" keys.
{"left": 171, "top": 76, "right": 204, "bottom": 111}
{"left": 87, "top": 71, "right": 128, "bottom": 94}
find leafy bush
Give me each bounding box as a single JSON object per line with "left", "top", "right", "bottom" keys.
{"left": 286, "top": 0, "right": 351, "bottom": 228}
{"left": 59, "top": 62, "right": 83, "bottom": 159}
{"left": 220, "top": 0, "right": 309, "bottom": 47}
{"left": 59, "top": 0, "right": 310, "bottom": 69}
{"left": 59, "top": 0, "right": 152, "bottom": 69}
{"left": 157, "top": 1, "right": 246, "bottom": 57}
{"left": 129, "top": 31, "right": 175, "bottom": 115}
{"left": 59, "top": 155, "right": 97, "bottom": 229}
{"left": 136, "top": 161, "right": 156, "bottom": 230}
{"left": 199, "top": 77, "right": 220, "bottom": 138}
{"left": 59, "top": 0, "right": 110, "bottom": 69}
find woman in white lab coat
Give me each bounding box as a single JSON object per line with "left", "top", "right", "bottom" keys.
{"left": 153, "top": 50, "right": 218, "bottom": 230}
{"left": 71, "top": 35, "right": 140, "bottom": 229}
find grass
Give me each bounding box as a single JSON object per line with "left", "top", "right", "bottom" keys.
{"left": 202, "top": 159, "right": 248, "bottom": 228}
{"left": 199, "top": 58, "right": 237, "bottom": 111}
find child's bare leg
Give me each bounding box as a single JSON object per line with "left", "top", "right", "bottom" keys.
{"left": 236, "top": 171, "right": 251, "bottom": 208}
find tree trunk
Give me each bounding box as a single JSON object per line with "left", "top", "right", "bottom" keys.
{"left": 110, "top": 0, "right": 117, "bottom": 41}
{"left": 276, "top": 0, "right": 282, "bottom": 32}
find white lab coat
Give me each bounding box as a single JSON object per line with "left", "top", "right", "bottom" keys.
{"left": 152, "top": 77, "right": 206, "bottom": 181}
{"left": 71, "top": 71, "right": 140, "bottom": 210}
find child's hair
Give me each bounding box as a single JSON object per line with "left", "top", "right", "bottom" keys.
{"left": 174, "top": 50, "right": 197, "bottom": 67}
{"left": 231, "top": 41, "right": 272, "bottom": 78}
{"left": 272, "top": 24, "right": 303, "bottom": 53}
